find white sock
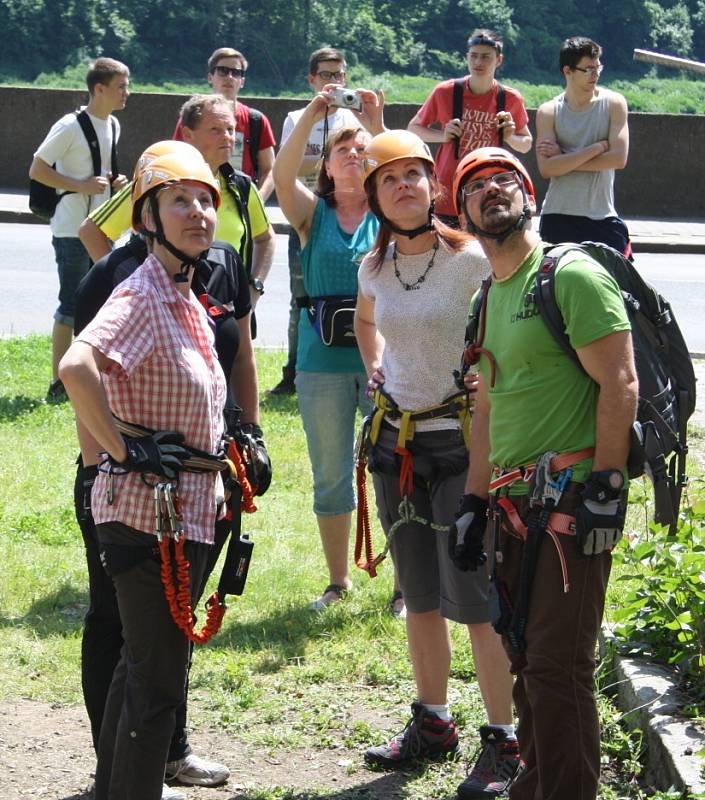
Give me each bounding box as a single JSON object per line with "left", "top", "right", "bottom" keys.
{"left": 490, "top": 723, "right": 516, "bottom": 739}
{"left": 423, "top": 703, "right": 451, "bottom": 721}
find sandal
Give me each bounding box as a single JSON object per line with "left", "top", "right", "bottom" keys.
{"left": 390, "top": 589, "right": 407, "bottom": 619}
{"left": 308, "top": 583, "right": 348, "bottom": 611}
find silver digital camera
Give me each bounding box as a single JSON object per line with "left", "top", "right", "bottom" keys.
{"left": 329, "top": 88, "right": 362, "bottom": 112}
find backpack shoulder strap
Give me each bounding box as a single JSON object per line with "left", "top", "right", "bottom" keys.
{"left": 455, "top": 277, "right": 496, "bottom": 389}
{"left": 533, "top": 245, "right": 584, "bottom": 371}
{"left": 219, "top": 163, "right": 254, "bottom": 270}
{"left": 247, "top": 108, "right": 262, "bottom": 183}
{"left": 452, "top": 78, "right": 465, "bottom": 160}
{"left": 496, "top": 83, "right": 506, "bottom": 147}
{"left": 75, "top": 110, "right": 101, "bottom": 177}
{"left": 110, "top": 117, "right": 119, "bottom": 182}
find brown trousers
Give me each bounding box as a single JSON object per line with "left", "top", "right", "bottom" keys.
{"left": 493, "top": 495, "right": 612, "bottom": 800}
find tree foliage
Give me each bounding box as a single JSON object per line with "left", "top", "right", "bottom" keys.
{"left": 1, "top": 0, "right": 705, "bottom": 85}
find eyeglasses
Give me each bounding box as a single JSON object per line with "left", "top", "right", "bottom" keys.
{"left": 213, "top": 65, "right": 246, "bottom": 78}
{"left": 462, "top": 171, "right": 518, "bottom": 198}
{"left": 316, "top": 70, "right": 346, "bottom": 81}
{"left": 573, "top": 64, "right": 603, "bottom": 76}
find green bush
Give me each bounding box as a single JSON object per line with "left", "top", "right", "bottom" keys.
{"left": 612, "top": 481, "right": 705, "bottom": 709}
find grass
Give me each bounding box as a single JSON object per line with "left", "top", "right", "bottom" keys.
{"left": 0, "top": 335, "right": 700, "bottom": 798}
{"left": 3, "top": 65, "right": 705, "bottom": 113}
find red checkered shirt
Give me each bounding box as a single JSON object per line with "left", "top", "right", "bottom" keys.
{"left": 78, "top": 255, "right": 227, "bottom": 544}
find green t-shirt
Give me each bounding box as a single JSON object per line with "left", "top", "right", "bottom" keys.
{"left": 475, "top": 243, "right": 631, "bottom": 486}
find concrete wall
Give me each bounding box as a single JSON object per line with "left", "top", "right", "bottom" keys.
{"left": 4, "top": 86, "right": 704, "bottom": 218}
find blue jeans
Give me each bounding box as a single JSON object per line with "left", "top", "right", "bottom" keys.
{"left": 53, "top": 236, "right": 91, "bottom": 325}
{"left": 295, "top": 370, "right": 371, "bottom": 515}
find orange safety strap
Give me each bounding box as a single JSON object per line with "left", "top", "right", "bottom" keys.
{"left": 159, "top": 494, "right": 226, "bottom": 644}
{"left": 226, "top": 439, "right": 257, "bottom": 513}
{"left": 488, "top": 447, "right": 595, "bottom": 493}
{"left": 495, "top": 497, "right": 574, "bottom": 593}
{"left": 354, "top": 452, "right": 385, "bottom": 577}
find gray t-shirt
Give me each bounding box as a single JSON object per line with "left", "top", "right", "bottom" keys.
{"left": 540, "top": 89, "right": 618, "bottom": 220}
{"left": 358, "top": 239, "right": 488, "bottom": 428}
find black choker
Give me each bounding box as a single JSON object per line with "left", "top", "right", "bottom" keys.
{"left": 393, "top": 242, "right": 439, "bottom": 291}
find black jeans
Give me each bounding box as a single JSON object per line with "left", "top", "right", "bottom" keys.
{"left": 73, "top": 463, "right": 233, "bottom": 759}
{"left": 93, "top": 521, "right": 211, "bottom": 800}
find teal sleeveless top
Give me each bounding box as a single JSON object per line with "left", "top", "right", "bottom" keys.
{"left": 298, "top": 198, "right": 379, "bottom": 372}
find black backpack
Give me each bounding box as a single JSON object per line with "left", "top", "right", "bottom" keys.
{"left": 29, "top": 110, "right": 118, "bottom": 221}
{"left": 534, "top": 242, "right": 696, "bottom": 530}
{"left": 460, "top": 242, "right": 696, "bottom": 531}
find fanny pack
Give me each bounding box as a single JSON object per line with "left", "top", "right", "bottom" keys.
{"left": 299, "top": 295, "right": 357, "bottom": 347}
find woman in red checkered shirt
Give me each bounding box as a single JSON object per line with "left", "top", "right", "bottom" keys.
{"left": 60, "top": 146, "right": 228, "bottom": 800}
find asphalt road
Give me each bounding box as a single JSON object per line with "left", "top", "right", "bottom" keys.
{"left": 1, "top": 223, "right": 703, "bottom": 355}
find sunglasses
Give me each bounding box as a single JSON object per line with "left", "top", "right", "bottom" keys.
{"left": 213, "top": 65, "right": 246, "bottom": 78}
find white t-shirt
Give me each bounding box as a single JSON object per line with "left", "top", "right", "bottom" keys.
{"left": 358, "top": 239, "right": 489, "bottom": 426}
{"left": 282, "top": 106, "right": 358, "bottom": 189}
{"left": 34, "top": 109, "right": 120, "bottom": 237}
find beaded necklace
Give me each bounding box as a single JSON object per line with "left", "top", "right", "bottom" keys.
{"left": 392, "top": 241, "right": 439, "bottom": 291}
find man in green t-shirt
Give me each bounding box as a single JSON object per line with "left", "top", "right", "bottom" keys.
{"left": 447, "top": 147, "right": 638, "bottom": 800}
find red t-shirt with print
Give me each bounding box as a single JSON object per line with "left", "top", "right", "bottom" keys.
{"left": 172, "top": 101, "right": 276, "bottom": 181}
{"left": 415, "top": 79, "right": 529, "bottom": 216}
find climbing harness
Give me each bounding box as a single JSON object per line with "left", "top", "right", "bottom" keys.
{"left": 106, "top": 418, "right": 260, "bottom": 643}
{"left": 354, "top": 387, "right": 474, "bottom": 576}
{"left": 488, "top": 447, "right": 593, "bottom": 655}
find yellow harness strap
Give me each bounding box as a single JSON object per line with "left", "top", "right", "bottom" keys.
{"left": 369, "top": 389, "right": 473, "bottom": 451}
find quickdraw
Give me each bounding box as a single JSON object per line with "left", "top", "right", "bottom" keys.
{"left": 155, "top": 482, "right": 225, "bottom": 645}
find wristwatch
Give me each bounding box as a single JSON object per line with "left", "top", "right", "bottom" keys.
{"left": 249, "top": 277, "right": 264, "bottom": 295}
{"left": 585, "top": 469, "right": 625, "bottom": 502}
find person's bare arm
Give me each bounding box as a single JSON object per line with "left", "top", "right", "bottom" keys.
{"left": 535, "top": 102, "right": 608, "bottom": 178}
{"left": 503, "top": 120, "right": 532, "bottom": 153}
{"left": 575, "top": 330, "right": 638, "bottom": 470}
{"left": 256, "top": 146, "right": 276, "bottom": 202}
{"left": 59, "top": 341, "right": 127, "bottom": 462}
{"left": 79, "top": 218, "right": 113, "bottom": 262}
{"left": 354, "top": 289, "right": 385, "bottom": 378}
{"left": 273, "top": 97, "right": 325, "bottom": 244}
{"left": 29, "top": 156, "right": 109, "bottom": 195}
{"left": 230, "top": 314, "right": 259, "bottom": 424}
{"left": 408, "top": 111, "right": 461, "bottom": 144}
{"left": 464, "top": 373, "right": 492, "bottom": 497}
{"left": 250, "top": 226, "right": 275, "bottom": 286}
{"left": 573, "top": 92, "right": 629, "bottom": 172}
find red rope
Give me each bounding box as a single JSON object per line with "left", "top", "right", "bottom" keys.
{"left": 227, "top": 439, "right": 257, "bottom": 513}
{"left": 354, "top": 453, "right": 381, "bottom": 576}
{"left": 159, "top": 536, "right": 226, "bottom": 644}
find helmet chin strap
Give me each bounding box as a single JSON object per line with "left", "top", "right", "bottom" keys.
{"left": 145, "top": 194, "right": 209, "bottom": 283}
{"left": 380, "top": 200, "right": 436, "bottom": 240}
{"left": 464, "top": 186, "right": 532, "bottom": 245}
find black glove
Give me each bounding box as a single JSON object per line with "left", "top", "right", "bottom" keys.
{"left": 238, "top": 423, "right": 272, "bottom": 496}
{"left": 114, "top": 431, "right": 190, "bottom": 480}
{"left": 448, "top": 493, "right": 489, "bottom": 571}
{"left": 575, "top": 471, "right": 627, "bottom": 556}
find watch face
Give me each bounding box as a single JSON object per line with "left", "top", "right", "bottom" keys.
{"left": 606, "top": 470, "right": 624, "bottom": 491}
{"left": 250, "top": 279, "right": 264, "bottom": 293}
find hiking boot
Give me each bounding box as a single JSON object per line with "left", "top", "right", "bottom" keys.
{"left": 162, "top": 785, "right": 186, "bottom": 800}
{"left": 267, "top": 367, "right": 296, "bottom": 396}
{"left": 364, "top": 701, "right": 459, "bottom": 768}
{"left": 46, "top": 378, "right": 68, "bottom": 402}
{"left": 457, "top": 726, "right": 522, "bottom": 799}
{"left": 165, "top": 753, "right": 230, "bottom": 786}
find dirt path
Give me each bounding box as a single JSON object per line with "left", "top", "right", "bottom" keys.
{"left": 0, "top": 699, "right": 418, "bottom": 800}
